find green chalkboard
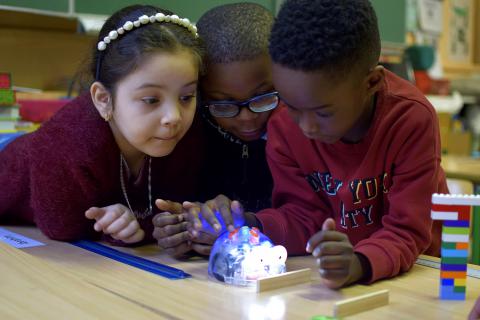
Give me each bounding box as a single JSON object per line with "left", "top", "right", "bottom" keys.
{"left": 370, "top": 0, "right": 407, "bottom": 44}
{"left": 0, "top": 0, "right": 69, "bottom": 13}
{"left": 1, "top": 0, "right": 406, "bottom": 44}
{"left": 74, "top": 0, "right": 276, "bottom": 21}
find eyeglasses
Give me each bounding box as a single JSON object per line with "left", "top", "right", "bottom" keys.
{"left": 203, "top": 91, "right": 279, "bottom": 118}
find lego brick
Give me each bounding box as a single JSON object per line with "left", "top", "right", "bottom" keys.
{"left": 442, "top": 226, "right": 471, "bottom": 235}
{"left": 453, "top": 286, "right": 466, "bottom": 293}
{"left": 443, "top": 220, "right": 470, "bottom": 227}
{"left": 441, "top": 242, "right": 457, "bottom": 249}
{"left": 441, "top": 256, "right": 469, "bottom": 265}
{"left": 441, "top": 270, "right": 466, "bottom": 278}
{"left": 441, "top": 263, "right": 467, "bottom": 271}
{"left": 456, "top": 242, "right": 469, "bottom": 250}
{"left": 432, "top": 193, "right": 480, "bottom": 206}
{"left": 441, "top": 234, "right": 470, "bottom": 243}
{"left": 454, "top": 278, "right": 466, "bottom": 286}
{"left": 440, "top": 249, "right": 469, "bottom": 258}
{"left": 431, "top": 211, "right": 458, "bottom": 220}
{"left": 440, "top": 286, "right": 466, "bottom": 300}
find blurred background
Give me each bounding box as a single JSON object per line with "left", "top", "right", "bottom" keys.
{"left": 0, "top": 0, "right": 479, "bottom": 158}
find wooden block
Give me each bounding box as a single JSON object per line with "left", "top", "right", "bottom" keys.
{"left": 256, "top": 268, "right": 311, "bottom": 293}
{"left": 333, "top": 289, "right": 389, "bottom": 318}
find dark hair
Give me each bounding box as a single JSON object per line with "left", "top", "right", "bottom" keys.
{"left": 196, "top": 2, "right": 273, "bottom": 64}
{"left": 88, "top": 5, "right": 204, "bottom": 91}
{"left": 269, "top": 0, "right": 380, "bottom": 76}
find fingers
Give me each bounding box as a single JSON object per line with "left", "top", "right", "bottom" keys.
{"left": 86, "top": 205, "right": 130, "bottom": 232}
{"left": 104, "top": 211, "right": 137, "bottom": 235}
{"left": 306, "top": 229, "right": 347, "bottom": 253}
{"left": 117, "top": 228, "right": 145, "bottom": 244}
{"left": 110, "top": 219, "right": 142, "bottom": 240}
{"left": 322, "top": 218, "right": 336, "bottom": 231}
{"left": 152, "top": 212, "right": 184, "bottom": 228}
{"left": 184, "top": 202, "right": 202, "bottom": 236}
{"left": 156, "top": 229, "right": 190, "bottom": 249}
{"left": 311, "top": 241, "right": 353, "bottom": 258}
{"left": 201, "top": 200, "right": 222, "bottom": 232}
{"left": 85, "top": 204, "right": 144, "bottom": 243}
{"left": 165, "top": 242, "right": 193, "bottom": 258}
{"left": 85, "top": 207, "right": 105, "bottom": 221}
{"left": 155, "top": 199, "right": 183, "bottom": 215}
{"left": 231, "top": 200, "right": 246, "bottom": 230}
{"left": 194, "top": 231, "right": 217, "bottom": 245}
{"left": 191, "top": 243, "right": 212, "bottom": 256}
{"left": 214, "top": 194, "right": 234, "bottom": 230}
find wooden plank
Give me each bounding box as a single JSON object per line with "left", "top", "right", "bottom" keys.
{"left": 334, "top": 289, "right": 389, "bottom": 318}
{"left": 256, "top": 268, "right": 311, "bottom": 293}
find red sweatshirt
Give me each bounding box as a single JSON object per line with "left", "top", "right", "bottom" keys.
{"left": 257, "top": 71, "right": 447, "bottom": 282}
{"left": 0, "top": 93, "right": 205, "bottom": 243}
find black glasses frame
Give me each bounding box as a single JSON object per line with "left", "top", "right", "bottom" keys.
{"left": 203, "top": 91, "right": 279, "bottom": 118}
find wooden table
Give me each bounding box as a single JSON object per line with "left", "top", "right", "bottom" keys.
{"left": 442, "top": 155, "right": 480, "bottom": 185}
{"left": 1, "top": 226, "right": 479, "bottom": 320}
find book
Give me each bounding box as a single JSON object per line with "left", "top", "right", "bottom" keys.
{"left": 0, "top": 105, "right": 20, "bottom": 120}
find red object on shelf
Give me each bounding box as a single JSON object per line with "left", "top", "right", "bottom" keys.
{"left": 18, "top": 99, "right": 71, "bottom": 123}
{"left": 413, "top": 70, "right": 432, "bottom": 94}
{"left": 0, "top": 73, "right": 11, "bottom": 89}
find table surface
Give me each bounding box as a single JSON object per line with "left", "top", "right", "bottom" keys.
{"left": 1, "top": 226, "right": 479, "bottom": 320}
{"left": 442, "top": 155, "right": 480, "bottom": 184}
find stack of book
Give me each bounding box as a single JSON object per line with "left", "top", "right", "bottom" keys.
{"left": 0, "top": 73, "right": 20, "bottom": 132}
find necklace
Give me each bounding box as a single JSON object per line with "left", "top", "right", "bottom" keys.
{"left": 119, "top": 154, "right": 152, "bottom": 219}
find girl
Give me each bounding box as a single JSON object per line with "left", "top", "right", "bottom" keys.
{"left": 0, "top": 5, "right": 205, "bottom": 244}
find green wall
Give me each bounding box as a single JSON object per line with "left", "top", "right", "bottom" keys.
{"left": 0, "top": 0, "right": 69, "bottom": 12}
{"left": 0, "top": 0, "right": 276, "bottom": 21}
{"left": 370, "top": 0, "right": 407, "bottom": 44}
{"left": 1, "top": 0, "right": 406, "bottom": 43}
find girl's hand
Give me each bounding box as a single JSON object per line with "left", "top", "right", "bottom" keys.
{"left": 85, "top": 204, "right": 144, "bottom": 244}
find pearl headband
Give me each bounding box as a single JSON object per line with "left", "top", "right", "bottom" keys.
{"left": 97, "top": 13, "right": 198, "bottom": 51}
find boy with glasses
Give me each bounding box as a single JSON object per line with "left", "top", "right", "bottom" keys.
{"left": 152, "top": 3, "right": 277, "bottom": 256}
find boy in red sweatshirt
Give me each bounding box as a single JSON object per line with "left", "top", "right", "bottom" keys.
{"left": 188, "top": 0, "right": 448, "bottom": 289}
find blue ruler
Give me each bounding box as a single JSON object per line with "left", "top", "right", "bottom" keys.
{"left": 72, "top": 240, "right": 191, "bottom": 280}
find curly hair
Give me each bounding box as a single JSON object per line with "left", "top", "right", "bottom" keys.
{"left": 269, "top": 0, "right": 380, "bottom": 75}
{"left": 197, "top": 2, "right": 274, "bottom": 64}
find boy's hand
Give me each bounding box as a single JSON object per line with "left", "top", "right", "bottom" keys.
{"left": 306, "top": 218, "right": 364, "bottom": 289}
{"left": 152, "top": 199, "right": 217, "bottom": 257}
{"left": 152, "top": 199, "right": 191, "bottom": 257}
{"left": 85, "top": 204, "right": 144, "bottom": 244}
{"left": 184, "top": 195, "right": 254, "bottom": 236}
{"left": 469, "top": 296, "right": 480, "bottom": 320}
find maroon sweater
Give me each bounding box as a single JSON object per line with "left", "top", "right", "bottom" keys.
{"left": 257, "top": 71, "right": 447, "bottom": 282}
{"left": 0, "top": 93, "right": 206, "bottom": 243}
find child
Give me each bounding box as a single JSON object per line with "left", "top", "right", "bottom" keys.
{"left": 187, "top": 0, "right": 448, "bottom": 289}
{"left": 0, "top": 5, "right": 205, "bottom": 245}
{"left": 470, "top": 296, "right": 480, "bottom": 320}
{"left": 152, "top": 3, "right": 276, "bottom": 256}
